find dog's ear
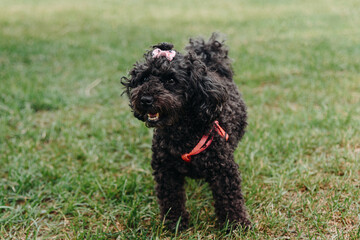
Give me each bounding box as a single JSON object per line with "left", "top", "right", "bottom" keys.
{"left": 185, "top": 53, "right": 228, "bottom": 124}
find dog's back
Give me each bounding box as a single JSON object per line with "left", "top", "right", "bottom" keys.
{"left": 185, "top": 33, "right": 233, "bottom": 80}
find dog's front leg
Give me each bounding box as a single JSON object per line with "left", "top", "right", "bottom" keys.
{"left": 153, "top": 168, "right": 189, "bottom": 231}
{"left": 207, "top": 161, "right": 251, "bottom": 230}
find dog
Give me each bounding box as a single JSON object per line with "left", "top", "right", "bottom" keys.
{"left": 122, "top": 33, "right": 251, "bottom": 230}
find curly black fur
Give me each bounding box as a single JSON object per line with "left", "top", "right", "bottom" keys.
{"left": 122, "top": 33, "right": 251, "bottom": 230}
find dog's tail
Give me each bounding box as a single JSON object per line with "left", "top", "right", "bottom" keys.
{"left": 185, "top": 33, "right": 233, "bottom": 79}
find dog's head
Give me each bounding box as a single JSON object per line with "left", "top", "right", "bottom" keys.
{"left": 122, "top": 42, "right": 227, "bottom": 128}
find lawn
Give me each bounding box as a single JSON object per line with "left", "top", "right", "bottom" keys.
{"left": 0, "top": 0, "right": 359, "bottom": 239}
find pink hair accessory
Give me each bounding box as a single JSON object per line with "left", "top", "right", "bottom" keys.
{"left": 152, "top": 48, "right": 176, "bottom": 61}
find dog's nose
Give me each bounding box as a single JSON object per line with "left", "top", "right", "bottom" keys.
{"left": 140, "top": 96, "right": 154, "bottom": 107}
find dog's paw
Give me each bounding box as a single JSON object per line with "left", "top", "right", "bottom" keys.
{"left": 163, "top": 211, "right": 190, "bottom": 232}
{"left": 239, "top": 217, "right": 252, "bottom": 230}
{"left": 165, "top": 219, "right": 189, "bottom": 232}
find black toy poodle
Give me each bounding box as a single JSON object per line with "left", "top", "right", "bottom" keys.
{"left": 122, "top": 33, "right": 251, "bottom": 230}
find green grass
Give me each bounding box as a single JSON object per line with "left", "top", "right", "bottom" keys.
{"left": 1, "top": 0, "right": 359, "bottom": 239}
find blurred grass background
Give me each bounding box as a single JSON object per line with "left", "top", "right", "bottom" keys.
{"left": 0, "top": 0, "right": 359, "bottom": 239}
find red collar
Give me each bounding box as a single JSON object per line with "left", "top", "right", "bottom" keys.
{"left": 181, "top": 120, "right": 229, "bottom": 162}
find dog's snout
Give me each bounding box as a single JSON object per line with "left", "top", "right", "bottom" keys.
{"left": 140, "top": 96, "right": 154, "bottom": 106}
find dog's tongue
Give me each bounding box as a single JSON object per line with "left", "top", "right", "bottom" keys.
{"left": 149, "top": 113, "right": 157, "bottom": 118}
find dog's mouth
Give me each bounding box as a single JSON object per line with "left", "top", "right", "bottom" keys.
{"left": 147, "top": 112, "right": 160, "bottom": 122}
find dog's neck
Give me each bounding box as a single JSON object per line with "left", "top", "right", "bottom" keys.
{"left": 156, "top": 116, "right": 213, "bottom": 141}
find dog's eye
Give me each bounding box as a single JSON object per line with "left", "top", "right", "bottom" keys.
{"left": 167, "top": 79, "right": 175, "bottom": 85}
